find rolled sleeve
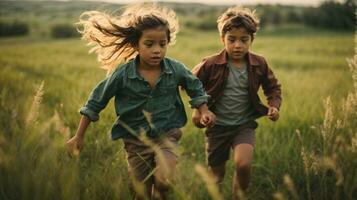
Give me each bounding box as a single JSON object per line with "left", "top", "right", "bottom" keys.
{"left": 189, "top": 94, "right": 210, "bottom": 108}
{"left": 79, "top": 106, "right": 99, "bottom": 122}
{"left": 79, "top": 69, "right": 122, "bottom": 122}
{"left": 176, "top": 62, "right": 210, "bottom": 108}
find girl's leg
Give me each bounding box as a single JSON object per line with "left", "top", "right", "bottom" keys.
{"left": 123, "top": 138, "right": 155, "bottom": 200}
{"left": 153, "top": 128, "right": 182, "bottom": 200}
{"left": 232, "top": 143, "right": 254, "bottom": 200}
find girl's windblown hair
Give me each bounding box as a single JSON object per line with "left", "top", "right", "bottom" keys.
{"left": 77, "top": 3, "right": 179, "bottom": 73}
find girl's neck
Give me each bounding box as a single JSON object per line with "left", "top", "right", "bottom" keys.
{"left": 138, "top": 58, "right": 161, "bottom": 71}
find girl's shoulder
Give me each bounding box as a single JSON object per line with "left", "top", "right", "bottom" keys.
{"left": 163, "top": 57, "right": 187, "bottom": 71}
{"left": 110, "top": 59, "right": 136, "bottom": 77}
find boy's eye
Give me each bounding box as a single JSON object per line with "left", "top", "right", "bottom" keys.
{"left": 228, "top": 38, "right": 235, "bottom": 43}
{"left": 145, "top": 43, "right": 153, "bottom": 47}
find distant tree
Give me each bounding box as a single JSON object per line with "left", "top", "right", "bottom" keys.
{"left": 51, "top": 24, "right": 79, "bottom": 38}
{"left": 286, "top": 10, "right": 302, "bottom": 23}
{"left": 0, "top": 21, "right": 29, "bottom": 37}
{"left": 303, "top": 0, "right": 355, "bottom": 31}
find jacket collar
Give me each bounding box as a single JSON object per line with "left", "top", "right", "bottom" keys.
{"left": 214, "top": 49, "right": 259, "bottom": 66}
{"left": 128, "top": 56, "right": 172, "bottom": 79}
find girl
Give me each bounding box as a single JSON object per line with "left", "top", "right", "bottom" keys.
{"left": 66, "top": 3, "right": 215, "bottom": 200}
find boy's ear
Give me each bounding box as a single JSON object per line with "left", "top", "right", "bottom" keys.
{"left": 220, "top": 35, "right": 225, "bottom": 44}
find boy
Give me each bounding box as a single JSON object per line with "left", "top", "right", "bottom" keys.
{"left": 191, "top": 6, "right": 282, "bottom": 199}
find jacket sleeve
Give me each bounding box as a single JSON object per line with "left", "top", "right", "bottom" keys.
{"left": 261, "top": 59, "right": 282, "bottom": 110}
{"left": 191, "top": 59, "right": 208, "bottom": 87}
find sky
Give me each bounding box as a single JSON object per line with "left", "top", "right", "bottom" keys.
{"left": 95, "top": 0, "right": 334, "bottom": 6}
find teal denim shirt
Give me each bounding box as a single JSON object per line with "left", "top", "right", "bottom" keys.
{"left": 80, "top": 56, "right": 209, "bottom": 139}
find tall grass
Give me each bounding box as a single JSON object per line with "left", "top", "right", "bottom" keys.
{"left": 0, "top": 27, "right": 355, "bottom": 199}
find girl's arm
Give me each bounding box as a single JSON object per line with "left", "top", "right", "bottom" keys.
{"left": 176, "top": 62, "right": 215, "bottom": 127}
{"left": 67, "top": 115, "right": 91, "bottom": 155}
{"left": 197, "top": 103, "right": 215, "bottom": 127}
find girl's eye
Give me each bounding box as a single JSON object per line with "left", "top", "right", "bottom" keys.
{"left": 228, "top": 38, "right": 235, "bottom": 43}
{"left": 160, "top": 43, "right": 167, "bottom": 47}
{"left": 145, "top": 43, "right": 153, "bottom": 47}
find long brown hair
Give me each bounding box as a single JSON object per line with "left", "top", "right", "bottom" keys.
{"left": 77, "top": 3, "right": 179, "bottom": 73}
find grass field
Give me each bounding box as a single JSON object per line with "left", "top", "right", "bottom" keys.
{"left": 0, "top": 10, "right": 356, "bottom": 200}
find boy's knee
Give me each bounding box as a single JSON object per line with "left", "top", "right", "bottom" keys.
{"left": 234, "top": 160, "right": 251, "bottom": 172}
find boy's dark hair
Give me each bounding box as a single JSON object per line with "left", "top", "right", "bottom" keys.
{"left": 217, "top": 6, "right": 260, "bottom": 39}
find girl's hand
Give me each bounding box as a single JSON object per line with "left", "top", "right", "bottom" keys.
{"left": 66, "top": 135, "right": 84, "bottom": 156}
{"left": 200, "top": 110, "right": 216, "bottom": 128}
{"left": 192, "top": 109, "right": 205, "bottom": 128}
{"left": 267, "top": 106, "right": 279, "bottom": 121}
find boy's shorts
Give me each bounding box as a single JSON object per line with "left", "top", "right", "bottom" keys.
{"left": 205, "top": 121, "right": 257, "bottom": 167}
{"left": 123, "top": 128, "right": 182, "bottom": 183}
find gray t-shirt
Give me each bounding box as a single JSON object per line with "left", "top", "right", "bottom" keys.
{"left": 213, "top": 61, "right": 257, "bottom": 126}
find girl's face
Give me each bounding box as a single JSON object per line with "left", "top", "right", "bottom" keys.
{"left": 136, "top": 26, "right": 168, "bottom": 68}
{"left": 222, "top": 26, "right": 252, "bottom": 62}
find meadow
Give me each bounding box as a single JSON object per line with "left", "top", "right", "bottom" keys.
{"left": 0, "top": 2, "right": 356, "bottom": 200}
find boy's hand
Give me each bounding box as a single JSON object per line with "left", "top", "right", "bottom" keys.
{"left": 66, "top": 135, "right": 84, "bottom": 156}
{"left": 267, "top": 106, "right": 279, "bottom": 121}
{"left": 200, "top": 109, "right": 216, "bottom": 128}
{"left": 192, "top": 109, "right": 205, "bottom": 128}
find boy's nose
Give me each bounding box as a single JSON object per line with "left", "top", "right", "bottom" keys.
{"left": 234, "top": 41, "right": 243, "bottom": 48}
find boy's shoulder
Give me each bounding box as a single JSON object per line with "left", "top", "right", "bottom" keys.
{"left": 247, "top": 51, "right": 267, "bottom": 65}
{"left": 201, "top": 51, "right": 225, "bottom": 67}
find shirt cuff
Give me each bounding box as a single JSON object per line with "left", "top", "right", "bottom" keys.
{"left": 189, "top": 95, "right": 210, "bottom": 108}
{"left": 79, "top": 107, "right": 99, "bottom": 122}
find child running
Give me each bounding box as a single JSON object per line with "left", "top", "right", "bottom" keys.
{"left": 66, "top": 3, "right": 215, "bottom": 200}
{"left": 192, "top": 6, "right": 282, "bottom": 199}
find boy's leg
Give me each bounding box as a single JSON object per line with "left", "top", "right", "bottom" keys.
{"left": 231, "top": 128, "right": 255, "bottom": 200}
{"left": 153, "top": 128, "right": 182, "bottom": 200}
{"left": 123, "top": 138, "right": 156, "bottom": 200}
{"left": 205, "top": 125, "right": 232, "bottom": 185}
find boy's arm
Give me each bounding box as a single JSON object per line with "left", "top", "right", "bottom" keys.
{"left": 261, "top": 59, "right": 282, "bottom": 110}
{"left": 261, "top": 59, "right": 281, "bottom": 121}
{"left": 191, "top": 60, "right": 208, "bottom": 87}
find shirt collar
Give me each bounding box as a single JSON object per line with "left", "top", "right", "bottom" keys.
{"left": 128, "top": 56, "right": 172, "bottom": 79}
{"left": 214, "top": 49, "right": 260, "bottom": 67}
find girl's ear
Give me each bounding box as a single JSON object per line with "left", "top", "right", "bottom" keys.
{"left": 132, "top": 43, "right": 138, "bottom": 51}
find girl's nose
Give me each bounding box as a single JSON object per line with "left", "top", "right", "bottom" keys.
{"left": 153, "top": 45, "right": 161, "bottom": 54}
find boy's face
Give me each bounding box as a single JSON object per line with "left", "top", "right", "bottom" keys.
{"left": 222, "top": 27, "right": 252, "bottom": 62}
{"left": 136, "top": 26, "right": 168, "bottom": 67}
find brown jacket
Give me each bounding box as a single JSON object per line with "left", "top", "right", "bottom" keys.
{"left": 192, "top": 49, "right": 282, "bottom": 117}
